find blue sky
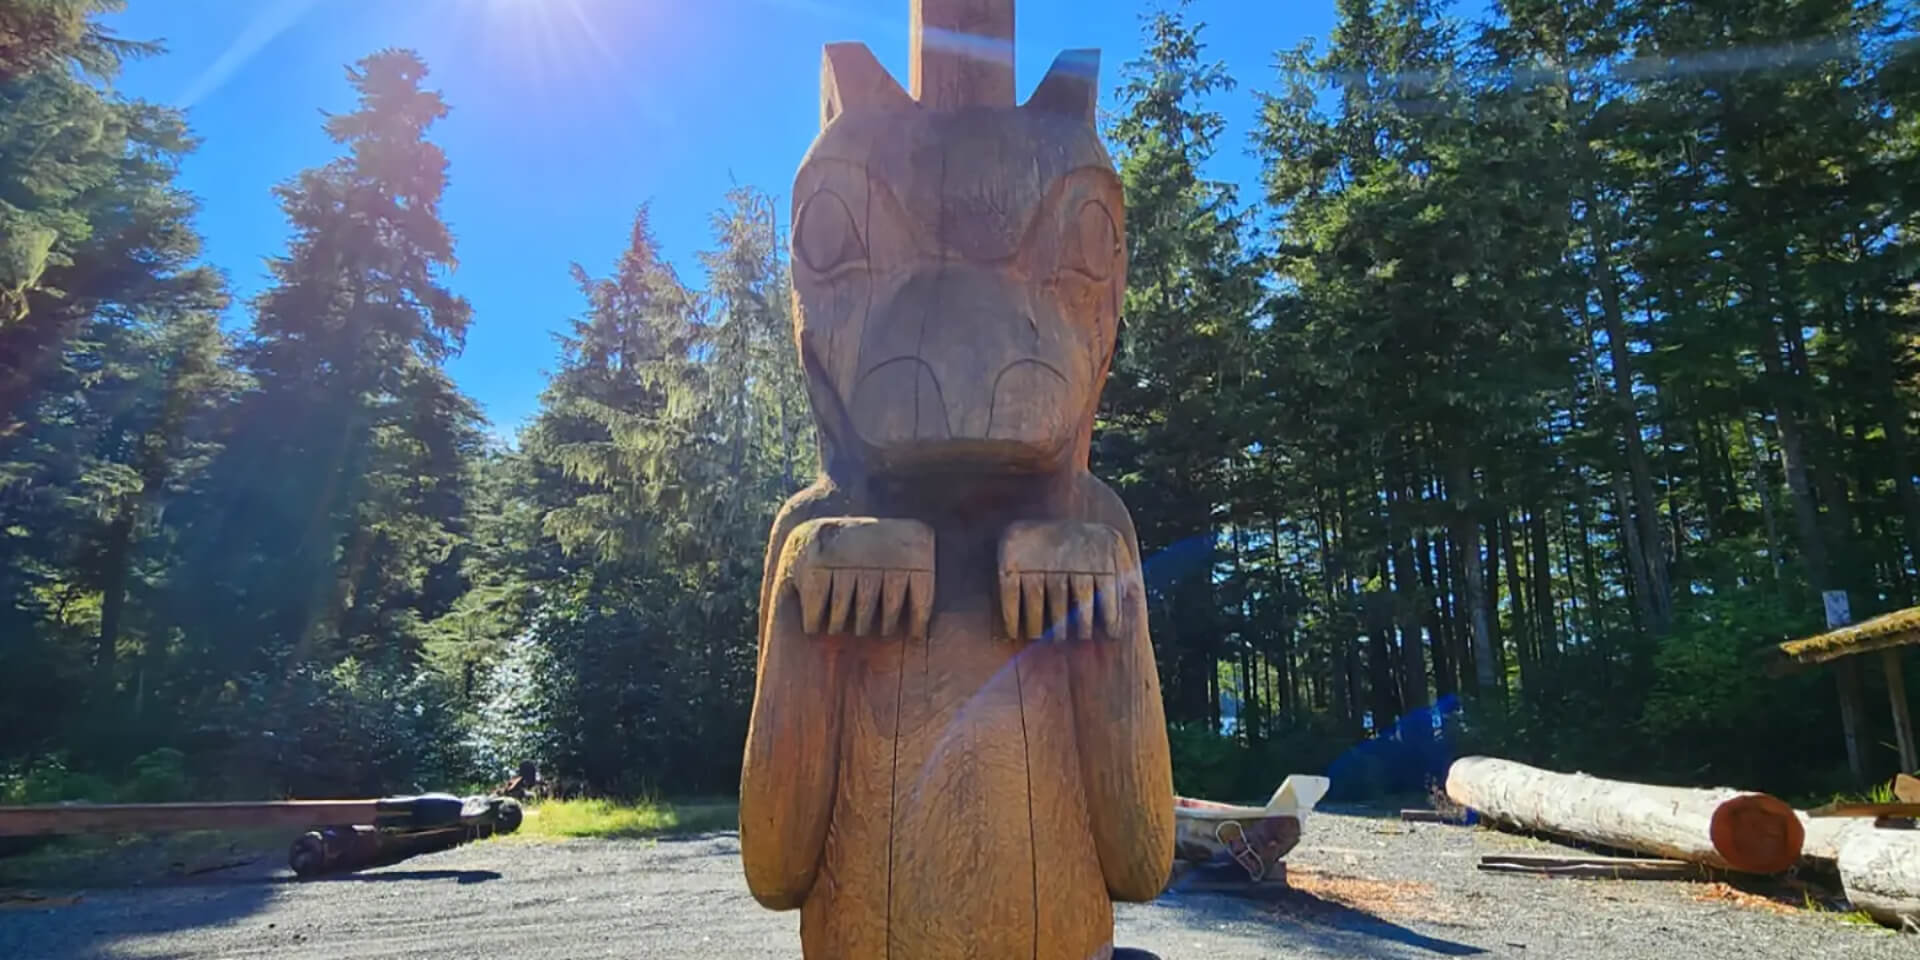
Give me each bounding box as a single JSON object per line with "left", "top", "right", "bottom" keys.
{"left": 105, "top": 0, "right": 1340, "bottom": 438}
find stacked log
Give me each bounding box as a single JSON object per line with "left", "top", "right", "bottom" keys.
{"left": 1797, "top": 812, "right": 1875, "bottom": 871}
{"left": 1836, "top": 826, "right": 1920, "bottom": 930}
{"left": 1445, "top": 757, "right": 1804, "bottom": 875}
{"left": 1805, "top": 802, "right": 1920, "bottom": 931}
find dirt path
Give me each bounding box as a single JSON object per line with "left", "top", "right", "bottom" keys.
{"left": 2, "top": 810, "right": 1907, "bottom": 959}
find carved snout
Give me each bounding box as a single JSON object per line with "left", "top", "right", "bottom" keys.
{"left": 847, "top": 264, "right": 1082, "bottom": 466}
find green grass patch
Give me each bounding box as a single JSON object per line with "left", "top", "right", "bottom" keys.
{"left": 505, "top": 797, "right": 738, "bottom": 842}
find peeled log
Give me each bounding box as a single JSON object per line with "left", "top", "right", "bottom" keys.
{"left": 1798, "top": 812, "right": 1877, "bottom": 872}
{"left": 1838, "top": 827, "right": 1920, "bottom": 930}
{"left": 1445, "top": 756, "right": 1804, "bottom": 875}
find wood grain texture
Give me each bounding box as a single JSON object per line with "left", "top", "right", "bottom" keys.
{"left": 910, "top": 0, "right": 1015, "bottom": 109}
{"left": 1838, "top": 824, "right": 1920, "bottom": 930}
{"left": 740, "top": 4, "right": 1171, "bottom": 956}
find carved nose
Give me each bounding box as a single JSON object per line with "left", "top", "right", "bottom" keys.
{"left": 851, "top": 357, "right": 952, "bottom": 442}
{"left": 853, "top": 266, "right": 1039, "bottom": 442}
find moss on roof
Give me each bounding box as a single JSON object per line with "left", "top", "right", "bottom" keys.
{"left": 1774, "top": 604, "right": 1920, "bottom": 671}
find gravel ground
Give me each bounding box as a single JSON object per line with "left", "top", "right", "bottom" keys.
{"left": 2, "top": 808, "right": 1909, "bottom": 959}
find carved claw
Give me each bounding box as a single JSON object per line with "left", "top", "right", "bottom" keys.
{"left": 783, "top": 518, "right": 936, "bottom": 638}
{"left": 998, "top": 521, "right": 1132, "bottom": 641}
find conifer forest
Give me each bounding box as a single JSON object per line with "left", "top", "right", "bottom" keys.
{"left": 4, "top": 0, "right": 1919, "bottom": 805}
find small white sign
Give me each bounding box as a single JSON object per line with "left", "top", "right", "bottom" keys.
{"left": 1824, "top": 590, "right": 1852, "bottom": 629}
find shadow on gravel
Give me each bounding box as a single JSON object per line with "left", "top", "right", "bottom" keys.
{"left": 1278, "top": 890, "right": 1486, "bottom": 957}
{"left": 292, "top": 868, "right": 501, "bottom": 885}
{"left": 0, "top": 881, "right": 275, "bottom": 960}
{"left": 1155, "top": 888, "right": 1488, "bottom": 959}
{"left": 0, "top": 863, "right": 505, "bottom": 960}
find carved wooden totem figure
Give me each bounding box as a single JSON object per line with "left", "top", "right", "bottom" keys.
{"left": 739, "top": 2, "right": 1175, "bottom": 957}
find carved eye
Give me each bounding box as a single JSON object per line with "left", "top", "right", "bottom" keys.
{"left": 1059, "top": 200, "right": 1117, "bottom": 282}
{"left": 796, "top": 191, "right": 866, "bottom": 275}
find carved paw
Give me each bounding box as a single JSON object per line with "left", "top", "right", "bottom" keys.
{"left": 782, "top": 518, "right": 935, "bottom": 637}
{"left": 997, "top": 521, "right": 1132, "bottom": 641}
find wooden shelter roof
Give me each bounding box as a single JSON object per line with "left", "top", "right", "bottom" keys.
{"left": 1773, "top": 605, "right": 1920, "bottom": 673}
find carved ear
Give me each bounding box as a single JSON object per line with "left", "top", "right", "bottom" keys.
{"left": 822, "top": 42, "right": 913, "bottom": 130}
{"left": 1024, "top": 49, "right": 1100, "bottom": 123}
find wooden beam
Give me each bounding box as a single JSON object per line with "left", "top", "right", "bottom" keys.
{"left": 910, "top": 0, "right": 1015, "bottom": 109}
{"left": 1885, "top": 648, "right": 1918, "bottom": 774}
{"left": 1839, "top": 657, "right": 1869, "bottom": 781}
{"left": 0, "top": 800, "right": 381, "bottom": 837}
{"left": 1806, "top": 802, "right": 1920, "bottom": 819}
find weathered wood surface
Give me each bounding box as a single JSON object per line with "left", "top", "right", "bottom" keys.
{"left": 1800, "top": 812, "right": 1877, "bottom": 871}
{"left": 738, "top": 2, "right": 1173, "bottom": 957}
{"left": 1478, "top": 853, "right": 1703, "bottom": 881}
{"left": 0, "top": 800, "right": 379, "bottom": 837}
{"left": 1445, "top": 756, "right": 1804, "bottom": 874}
{"left": 1837, "top": 824, "right": 1920, "bottom": 930}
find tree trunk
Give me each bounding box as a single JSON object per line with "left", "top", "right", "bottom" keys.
{"left": 1868, "top": 315, "right": 1920, "bottom": 577}
{"left": 1760, "top": 310, "right": 1833, "bottom": 588}
{"left": 1610, "top": 466, "right": 1658, "bottom": 634}
{"left": 1747, "top": 421, "right": 1786, "bottom": 580}
{"left": 1445, "top": 757, "right": 1805, "bottom": 875}
{"left": 1447, "top": 460, "right": 1495, "bottom": 692}
{"left": 1838, "top": 827, "right": 1920, "bottom": 930}
{"left": 1388, "top": 480, "right": 1429, "bottom": 725}
{"left": 1591, "top": 218, "right": 1670, "bottom": 632}
{"left": 1501, "top": 513, "right": 1531, "bottom": 675}
{"left": 1483, "top": 518, "right": 1505, "bottom": 688}
{"left": 1528, "top": 509, "right": 1556, "bottom": 666}
{"left": 1365, "top": 581, "right": 1399, "bottom": 734}
{"left": 94, "top": 506, "right": 135, "bottom": 698}
{"left": 1416, "top": 527, "right": 1451, "bottom": 698}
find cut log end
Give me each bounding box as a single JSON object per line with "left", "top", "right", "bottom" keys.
{"left": 1709, "top": 793, "right": 1805, "bottom": 875}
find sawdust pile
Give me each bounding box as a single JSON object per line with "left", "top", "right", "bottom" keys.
{"left": 1689, "top": 881, "right": 1798, "bottom": 916}
{"left": 1282, "top": 866, "right": 1466, "bottom": 926}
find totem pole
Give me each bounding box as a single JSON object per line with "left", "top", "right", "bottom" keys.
{"left": 739, "top": 2, "right": 1175, "bottom": 957}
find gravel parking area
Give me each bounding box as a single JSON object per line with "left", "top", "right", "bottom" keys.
{"left": 2, "top": 809, "right": 1909, "bottom": 959}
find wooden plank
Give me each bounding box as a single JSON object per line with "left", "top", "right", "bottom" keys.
{"left": 1807, "top": 802, "right": 1920, "bottom": 819}
{"left": 1478, "top": 853, "right": 1703, "bottom": 881}
{"left": 1482, "top": 853, "right": 1696, "bottom": 867}
{"left": 1885, "top": 649, "right": 1918, "bottom": 775}
{"left": 0, "top": 801, "right": 379, "bottom": 837}
{"left": 1897, "top": 773, "right": 1920, "bottom": 804}
{"left": 1399, "top": 809, "right": 1466, "bottom": 824}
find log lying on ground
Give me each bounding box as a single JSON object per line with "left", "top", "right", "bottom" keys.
{"left": 1838, "top": 826, "right": 1920, "bottom": 931}
{"left": 1445, "top": 756, "right": 1804, "bottom": 874}
{"left": 1799, "top": 813, "right": 1878, "bottom": 872}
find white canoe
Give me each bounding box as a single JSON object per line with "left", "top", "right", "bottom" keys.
{"left": 1173, "top": 775, "right": 1331, "bottom": 882}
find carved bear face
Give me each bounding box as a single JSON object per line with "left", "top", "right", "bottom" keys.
{"left": 791, "top": 46, "right": 1124, "bottom": 477}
